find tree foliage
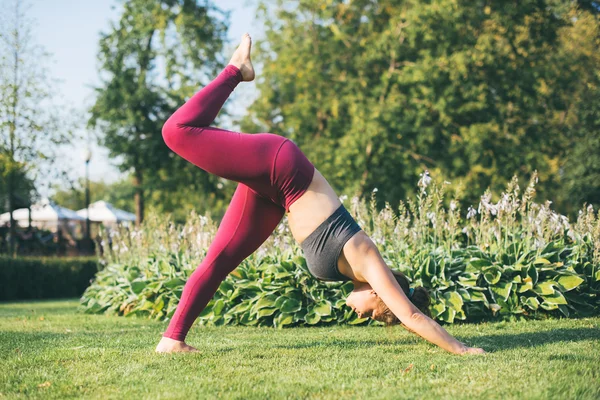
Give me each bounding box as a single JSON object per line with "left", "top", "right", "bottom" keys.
{"left": 242, "top": 0, "right": 599, "bottom": 217}
{"left": 89, "top": 0, "right": 230, "bottom": 224}
{"left": 0, "top": 0, "right": 70, "bottom": 250}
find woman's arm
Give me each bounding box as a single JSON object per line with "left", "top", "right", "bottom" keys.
{"left": 344, "top": 233, "right": 484, "bottom": 355}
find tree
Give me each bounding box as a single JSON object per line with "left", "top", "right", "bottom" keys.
{"left": 559, "top": 12, "right": 600, "bottom": 214}
{"left": 0, "top": 0, "right": 70, "bottom": 254}
{"left": 0, "top": 155, "right": 35, "bottom": 214}
{"left": 243, "top": 0, "right": 597, "bottom": 215}
{"left": 89, "top": 0, "right": 229, "bottom": 226}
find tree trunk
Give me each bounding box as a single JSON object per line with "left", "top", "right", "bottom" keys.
{"left": 133, "top": 168, "right": 144, "bottom": 226}
{"left": 7, "top": 172, "right": 15, "bottom": 256}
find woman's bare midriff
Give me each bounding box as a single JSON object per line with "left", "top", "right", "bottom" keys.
{"left": 287, "top": 168, "right": 341, "bottom": 244}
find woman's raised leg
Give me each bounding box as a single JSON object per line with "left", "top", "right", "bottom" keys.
{"left": 155, "top": 183, "right": 285, "bottom": 352}
{"left": 161, "top": 34, "right": 287, "bottom": 199}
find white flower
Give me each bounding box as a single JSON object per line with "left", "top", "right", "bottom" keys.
{"left": 339, "top": 195, "right": 348, "bottom": 202}
{"left": 479, "top": 192, "right": 497, "bottom": 216}
{"left": 450, "top": 200, "right": 457, "bottom": 211}
{"left": 277, "top": 223, "right": 286, "bottom": 234}
{"left": 467, "top": 206, "right": 477, "bottom": 219}
{"left": 418, "top": 170, "right": 432, "bottom": 190}
{"left": 426, "top": 212, "right": 435, "bottom": 221}
{"left": 372, "top": 188, "right": 378, "bottom": 193}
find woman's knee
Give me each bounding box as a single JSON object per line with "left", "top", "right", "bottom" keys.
{"left": 162, "top": 117, "right": 182, "bottom": 151}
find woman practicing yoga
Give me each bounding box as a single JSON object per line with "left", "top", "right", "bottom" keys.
{"left": 155, "top": 34, "right": 484, "bottom": 355}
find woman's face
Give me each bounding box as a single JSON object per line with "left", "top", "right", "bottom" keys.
{"left": 345, "top": 285, "right": 381, "bottom": 319}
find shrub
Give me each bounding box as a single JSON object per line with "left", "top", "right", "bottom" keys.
{"left": 0, "top": 257, "right": 98, "bottom": 301}
{"left": 81, "top": 171, "right": 599, "bottom": 326}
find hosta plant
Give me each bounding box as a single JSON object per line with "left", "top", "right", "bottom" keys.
{"left": 81, "top": 171, "right": 599, "bottom": 326}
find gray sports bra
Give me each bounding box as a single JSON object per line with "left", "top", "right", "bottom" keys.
{"left": 300, "top": 204, "right": 362, "bottom": 282}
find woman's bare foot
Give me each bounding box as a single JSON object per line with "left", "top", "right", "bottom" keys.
{"left": 228, "top": 33, "right": 255, "bottom": 82}
{"left": 155, "top": 336, "right": 199, "bottom": 353}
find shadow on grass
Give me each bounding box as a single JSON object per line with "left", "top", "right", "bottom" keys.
{"left": 0, "top": 298, "right": 81, "bottom": 317}
{"left": 462, "top": 327, "right": 600, "bottom": 352}
{"left": 271, "top": 327, "right": 600, "bottom": 353}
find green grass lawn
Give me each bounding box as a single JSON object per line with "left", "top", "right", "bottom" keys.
{"left": 1, "top": 299, "right": 599, "bottom": 400}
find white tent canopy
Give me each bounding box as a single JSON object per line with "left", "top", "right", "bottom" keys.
{"left": 76, "top": 201, "right": 136, "bottom": 225}
{"left": 0, "top": 198, "right": 84, "bottom": 229}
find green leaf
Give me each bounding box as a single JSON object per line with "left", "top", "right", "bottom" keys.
{"left": 131, "top": 281, "right": 146, "bottom": 295}
{"left": 257, "top": 307, "right": 277, "bottom": 318}
{"left": 527, "top": 266, "right": 539, "bottom": 285}
{"left": 431, "top": 300, "right": 446, "bottom": 317}
{"left": 469, "top": 258, "right": 493, "bottom": 269}
{"left": 542, "top": 290, "right": 568, "bottom": 305}
{"left": 533, "top": 281, "right": 555, "bottom": 296}
{"left": 483, "top": 267, "right": 501, "bottom": 285}
{"left": 255, "top": 295, "right": 277, "bottom": 310}
{"left": 540, "top": 301, "right": 559, "bottom": 311}
{"left": 229, "top": 301, "right": 252, "bottom": 315}
{"left": 457, "top": 273, "right": 479, "bottom": 288}
{"left": 277, "top": 313, "right": 294, "bottom": 327}
{"left": 212, "top": 299, "right": 225, "bottom": 316}
{"left": 164, "top": 278, "right": 185, "bottom": 289}
{"left": 533, "top": 258, "right": 551, "bottom": 265}
{"left": 274, "top": 296, "right": 288, "bottom": 309}
{"left": 443, "top": 291, "right": 464, "bottom": 311}
{"left": 153, "top": 296, "right": 165, "bottom": 312}
{"left": 490, "top": 281, "right": 513, "bottom": 302}
{"left": 348, "top": 316, "right": 369, "bottom": 325}
{"left": 457, "top": 288, "right": 471, "bottom": 301}
{"left": 468, "top": 291, "right": 489, "bottom": 307}
{"left": 440, "top": 308, "right": 456, "bottom": 323}
{"left": 280, "top": 298, "right": 302, "bottom": 313}
{"left": 305, "top": 312, "right": 321, "bottom": 325}
{"left": 521, "top": 296, "right": 540, "bottom": 310}
{"left": 555, "top": 275, "right": 584, "bottom": 292}
{"left": 275, "top": 272, "right": 293, "bottom": 279}
{"left": 558, "top": 304, "right": 570, "bottom": 317}
{"left": 518, "top": 277, "right": 534, "bottom": 293}
{"left": 314, "top": 301, "right": 332, "bottom": 316}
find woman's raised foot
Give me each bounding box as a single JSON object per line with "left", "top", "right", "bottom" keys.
{"left": 228, "top": 33, "right": 255, "bottom": 82}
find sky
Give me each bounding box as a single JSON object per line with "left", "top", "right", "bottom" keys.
{"left": 27, "top": 0, "right": 263, "bottom": 196}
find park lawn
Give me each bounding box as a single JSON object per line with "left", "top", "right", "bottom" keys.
{"left": 0, "top": 300, "right": 598, "bottom": 400}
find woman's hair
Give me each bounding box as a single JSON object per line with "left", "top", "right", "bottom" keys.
{"left": 373, "top": 270, "right": 431, "bottom": 325}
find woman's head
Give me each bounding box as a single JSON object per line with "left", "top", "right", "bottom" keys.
{"left": 345, "top": 270, "right": 431, "bottom": 325}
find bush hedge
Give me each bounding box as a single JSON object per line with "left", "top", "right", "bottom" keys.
{"left": 0, "top": 257, "right": 99, "bottom": 301}
{"left": 81, "top": 172, "right": 600, "bottom": 326}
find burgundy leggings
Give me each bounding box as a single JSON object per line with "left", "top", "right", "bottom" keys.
{"left": 161, "top": 65, "right": 315, "bottom": 341}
